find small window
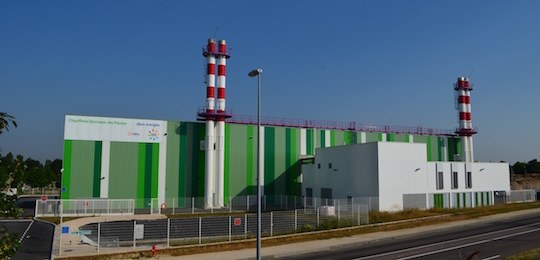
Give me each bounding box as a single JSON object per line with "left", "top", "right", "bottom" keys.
{"left": 466, "top": 171, "right": 472, "bottom": 189}
{"left": 317, "top": 163, "right": 321, "bottom": 169}
{"left": 451, "top": 172, "right": 458, "bottom": 189}
{"left": 328, "top": 163, "right": 332, "bottom": 169}
{"left": 436, "top": 171, "right": 444, "bottom": 190}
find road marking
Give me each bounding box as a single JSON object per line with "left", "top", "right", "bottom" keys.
{"left": 483, "top": 255, "right": 500, "bottom": 260}
{"left": 396, "top": 228, "right": 540, "bottom": 260}
{"left": 354, "top": 222, "right": 540, "bottom": 260}
{"left": 19, "top": 219, "right": 35, "bottom": 243}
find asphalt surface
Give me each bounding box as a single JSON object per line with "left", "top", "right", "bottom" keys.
{"left": 286, "top": 212, "right": 540, "bottom": 260}
{"left": 1, "top": 219, "right": 55, "bottom": 260}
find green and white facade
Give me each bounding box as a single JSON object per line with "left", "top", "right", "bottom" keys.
{"left": 62, "top": 114, "right": 466, "bottom": 209}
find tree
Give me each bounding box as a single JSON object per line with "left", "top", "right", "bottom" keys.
{"left": 0, "top": 112, "right": 17, "bottom": 135}
{"left": 0, "top": 113, "right": 20, "bottom": 259}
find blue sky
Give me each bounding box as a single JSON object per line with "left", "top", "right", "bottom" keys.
{"left": 1, "top": 1, "right": 539, "bottom": 164}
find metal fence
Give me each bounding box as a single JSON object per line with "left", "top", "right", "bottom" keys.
{"left": 59, "top": 204, "right": 370, "bottom": 256}
{"left": 36, "top": 199, "right": 135, "bottom": 217}
{"left": 155, "top": 195, "right": 379, "bottom": 215}
{"left": 507, "top": 189, "right": 536, "bottom": 203}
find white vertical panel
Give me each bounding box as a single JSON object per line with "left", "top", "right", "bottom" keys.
{"left": 381, "top": 133, "right": 387, "bottom": 142}
{"left": 158, "top": 121, "right": 168, "bottom": 206}
{"left": 409, "top": 135, "right": 414, "bottom": 143}
{"left": 100, "top": 141, "right": 110, "bottom": 198}
{"left": 325, "top": 130, "right": 330, "bottom": 147}
{"left": 360, "top": 132, "right": 366, "bottom": 143}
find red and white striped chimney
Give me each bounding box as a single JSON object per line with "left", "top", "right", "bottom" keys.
{"left": 454, "top": 77, "right": 477, "bottom": 162}
{"left": 215, "top": 40, "right": 227, "bottom": 208}
{"left": 203, "top": 38, "right": 217, "bottom": 209}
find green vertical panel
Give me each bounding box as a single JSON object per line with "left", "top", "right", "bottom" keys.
{"left": 151, "top": 143, "right": 159, "bottom": 199}
{"left": 365, "top": 132, "right": 379, "bottom": 142}
{"left": 392, "top": 134, "right": 408, "bottom": 142}
{"left": 438, "top": 137, "right": 444, "bottom": 161}
{"left": 320, "top": 130, "right": 325, "bottom": 148}
{"left": 178, "top": 123, "right": 187, "bottom": 203}
{"left": 387, "top": 133, "right": 394, "bottom": 142}
{"left": 286, "top": 128, "right": 297, "bottom": 196}
{"left": 457, "top": 193, "right": 460, "bottom": 208}
{"left": 92, "top": 141, "right": 102, "bottom": 198}
{"left": 227, "top": 124, "right": 248, "bottom": 198}
{"left": 475, "top": 193, "right": 478, "bottom": 207}
{"left": 378, "top": 133, "right": 383, "bottom": 141}
{"left": 427, "top": 136, "right": 432, "bottom": 162}
{"left": 487, "top": 192, "right": 490, "bottom": 205}
{"left": 447, "top": 137, "right": 455, "bottom": 161}
{"left": 330, "top": 130, "right": 336, "bottom": 146}
{"left": 344, "top": 132, "right": 352, "bottom": 145}
{"left": 463, "top": 193, "right": 466, "bottom": 207}
{"left": 197, "top": 124, "right": 205, "bottom": 198}
{"left": 456, "top": 138, "right": 462, "bottom": 158}
{"left": 481, "top": 192, "right": 484, "bottom": 206}
{"left": 286, "top": 129, "right": 291, "bottom": 196}
{"left": 225, "top": 124, "right": 231, "bottom": 200}
{"left": 264, "top": 127, "right": 275, "bottom": 201}
{"left": 108, "top": 142, "right": 138, "bottom": 200}
{"left": 165, "top": 121, "right": 182, "bottom": 207}
{"left": 405, "top": 135, "right": 410, "bottom": 143}
{"left": 274, "top": 127, "right": 286, "bottom": 196}
{"left": 69, "top": 140, "right": 96, "bottom": 199}
{"left": 137, "top": 143, "right": 147, "bottom": 208}
{"left": 246, "top": 125, "right": 254, "bottom": 195}
{"left": 61, "top": 140, "right": 72, "bottom": 200}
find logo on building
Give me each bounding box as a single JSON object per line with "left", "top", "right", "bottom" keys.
{"left": 148, "top": 129, "right": 160, "bottom": 141}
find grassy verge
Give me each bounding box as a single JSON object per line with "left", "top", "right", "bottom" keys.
{"left": 506, "top": 248, "right": 540, "bottom": 259}
{"left": 54, "top": 201, "right": 540, "bottom": 260}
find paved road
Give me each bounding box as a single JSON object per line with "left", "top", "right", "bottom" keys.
{"left": 287, "top": 212, "right": 540, "bottom": 260}
{"left": 1, "top": 219, "right": 55, "bottom": 260}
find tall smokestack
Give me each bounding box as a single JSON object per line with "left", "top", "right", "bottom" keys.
{"left": 203, "top": 38, "right": 217, "bottom": 208}
{"left": 454, "top": 77, "right": 477, "bottom": 162}
{"left": 215, "top": 39, "right": 228, "bottom": 207}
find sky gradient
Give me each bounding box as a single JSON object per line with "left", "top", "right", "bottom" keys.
{"left": 1, "top": 1, "right": 539, "bottom": 164}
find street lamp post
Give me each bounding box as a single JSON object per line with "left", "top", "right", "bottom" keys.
{"left": 248, "top": 68, "right": 263, "bottom": 260}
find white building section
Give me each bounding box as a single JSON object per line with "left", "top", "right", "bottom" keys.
{"left": 302, "top": 142, "right": 510, "bottom": 211}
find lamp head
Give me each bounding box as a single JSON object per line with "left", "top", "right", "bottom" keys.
{"left": 248, "top": 69, "right": 263, "bottom": 77}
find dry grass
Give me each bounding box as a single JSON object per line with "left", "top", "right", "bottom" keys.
{"left": 505, "top": 248, "right": 540, "bottom": 259}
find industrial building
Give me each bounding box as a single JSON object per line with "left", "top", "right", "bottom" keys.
{"left": 60, "top": 39, "right": 510, "bottom": 211}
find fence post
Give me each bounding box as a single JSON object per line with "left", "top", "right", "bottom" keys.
{"left": 97, "top": 222, "right": 101, "bottom": 253}
{"left": 167, "top": 218, "right": 170, "bottom": 247}
{"left": 199, "top": 217, "right": 202, "bottom": 244}
{"left": 295, "top": 209, "right": 297, "bottom": 233}
{"left": 337, "top": 200, "right": 340, "bottom": 227}
{"left": 229, "top": 216, "right": 232, "bottom": 242}
{"left": 304, "top": 197, "right": 306, "bottom": 213}
{"left": 172, "top": 198, "right": 175, "bottom": 215}
{"left": 317, "top": 207, "right": 320, "bottom": 227}
{"left": 133, "top": 220, "right": 136, "bottom": 249}
{"left": 357, "top": 204, "right": 360, "bottom": 226}
{"left": 192, "top": 197, "right": 195, "bottom": 214}
{"left": 247, "top": 195, "right": 249, "bottom": 212}
{"left": 244, "top": 214, "right": 248, "bottom": 239}
{"left": 270, "top": 211, "right": 273, "bottom": 237}
{"left": 229, "top": 197, "right": 232, "bottom": 213}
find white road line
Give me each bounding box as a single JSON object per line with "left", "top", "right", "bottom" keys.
{"left": 483, "top": 255, "right": 501, "bottom": 260}
{"left": 18, "top": 219, "right": 34, "bottom": 243}
{"left": 354, "top": 222, "right": 540, "bottom": 260}
{"left": 396, "top": 228, "right": 540, "bottom": 260}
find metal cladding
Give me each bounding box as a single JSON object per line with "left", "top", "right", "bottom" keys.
{"left": 200, "top": 38, "right": 231, "bottom": 208}
{"left": 454, "top": 77, "right": 476, "bottom": 162}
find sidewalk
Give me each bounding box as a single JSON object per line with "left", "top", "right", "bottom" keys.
{"left": 55, "top": 208, "right": 540, "bottom": 259}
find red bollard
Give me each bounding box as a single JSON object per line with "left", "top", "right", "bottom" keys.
{"left": 152, "top": 245, "right": 157, "bottom": 256}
